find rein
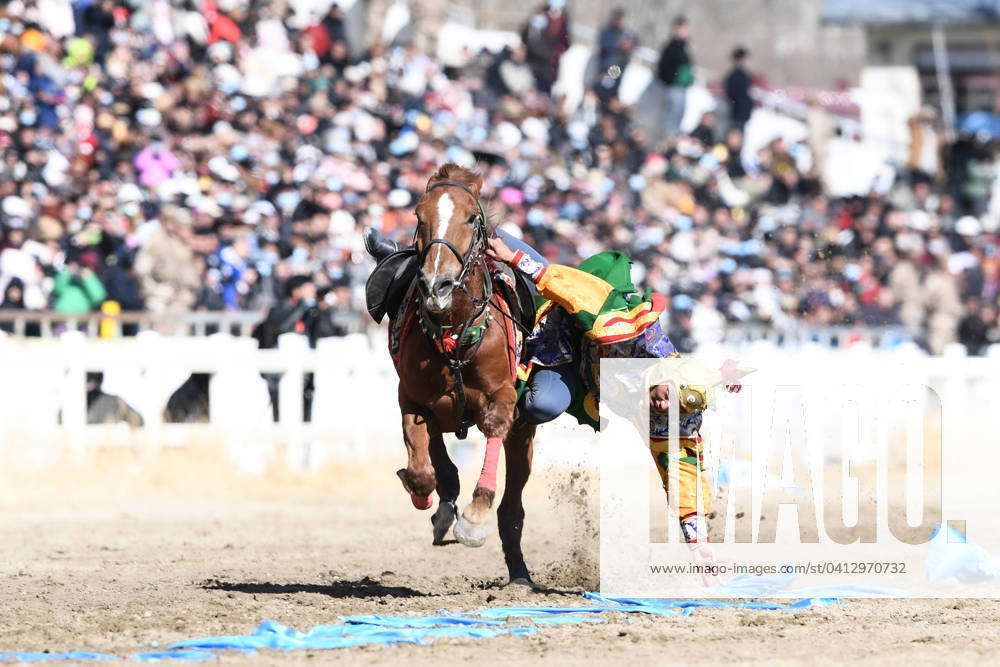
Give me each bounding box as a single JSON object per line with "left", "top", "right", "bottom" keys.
{"left": 414, "top": 180, "right": 493, "bottom": 439}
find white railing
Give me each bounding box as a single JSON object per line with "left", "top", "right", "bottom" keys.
{"left": 0, "top": 308, "right": 923, "bottom": 353}
{"left": 0, "top": 330, "right": 402, "bottom": 456}
{"left": 720, "top": 323, "right": 913, "bottom": 350}
{"left": 0, "top": 308, "right": 367, "bottom": 338}
{"left": 3, "top": 329, "right": 999, "bottom": 442}
{"left": 0, "top": 309, "right": 264, "bottom": 338}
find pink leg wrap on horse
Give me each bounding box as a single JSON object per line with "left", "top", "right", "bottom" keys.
{"left": 410, "top": 492, "right": 433, "bottom": 510}
{"left": 476, "top": 437, "right": 503, "bottom": 491}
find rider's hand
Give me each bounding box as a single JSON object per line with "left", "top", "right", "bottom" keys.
{"left": 486, "top": 235, "right": 517, "bottom": 264}
{"left": 721, "top": 359, "right": 743, "bottom": 393}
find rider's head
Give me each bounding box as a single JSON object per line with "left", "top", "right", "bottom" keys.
{"left": 650, "top": 385, "right": 671, "bottom": 414}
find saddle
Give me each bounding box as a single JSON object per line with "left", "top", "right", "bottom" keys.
{"left": 365, "top": 248, "right": 419, "bottom": 324}
{"left": 366, "top": 250, "right": 538, "bottom": 348}
{"left": 487, "top": 259, "right": 538, "bottom": 357}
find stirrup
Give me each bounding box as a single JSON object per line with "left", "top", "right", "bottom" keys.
{"left": 364, "top": 226, "right": 400, "bottom": 261}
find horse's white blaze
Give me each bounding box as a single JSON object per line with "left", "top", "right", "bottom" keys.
{"left": 432, "top": 192, "right": 455, "bottom": 274}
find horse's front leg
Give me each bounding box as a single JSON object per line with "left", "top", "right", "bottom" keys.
{"left": 454, "top": 384, "right": 516, "bottom": 548}
{"left": 398, "top": 392, "right": 438, "bottom": 510}
{"left": 429, "top": 434, "right": 459, "bottom": 544}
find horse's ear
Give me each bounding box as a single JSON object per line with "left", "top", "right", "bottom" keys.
{"left": 469, "top": 170, "right": 484, "bottom": 196}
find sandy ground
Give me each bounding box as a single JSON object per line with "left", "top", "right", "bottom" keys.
{"left": 0, "top": 441, "right": 998, "bottom": 666}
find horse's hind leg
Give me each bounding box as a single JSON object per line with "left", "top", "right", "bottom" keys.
{"left": 428, "top": 434, "right": 459, "bottom": 544}
{"left": 498, "top": 418, "right": 535, "bottom": 586}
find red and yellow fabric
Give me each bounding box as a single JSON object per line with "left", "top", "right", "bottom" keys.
{"left": 530, "top": 252, "right": 666, "bottom": 345}
{"left": 649, "top": 437, "right": 711, "bottom": 519}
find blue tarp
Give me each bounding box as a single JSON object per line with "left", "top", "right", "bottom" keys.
{"left": 927, "top": 524, "right": 1000, "bottom": 584}
{"left": 0, "top": 653, "right": 116, "bottom": 662}
{"left": 131, "top": 650, "right": 218, "bottom": 663}
{"left": 0, "top": 591, "right": 848, "bottom": 662}
{"left": 582, "top": 592, "right": 839, "bottom": 610}
{"left": 167, "top": 619, "right": 538, "bottom": 653}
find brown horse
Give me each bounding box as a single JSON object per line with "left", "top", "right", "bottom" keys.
{"left": 394, "top": 164, "right": 537, "bottom": 584}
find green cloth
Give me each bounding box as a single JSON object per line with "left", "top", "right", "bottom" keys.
{"left": 63, "top": 38, "right": 95, "bottom": 68}
{"left": 52, "top": 269, "right": 107, "bottom": 314}
{"left": 522, "top": 251, "right": 664, "bottom": 430}
{"left": 674, "top": 63, "right": 695, "bottom": 87}
{"left": 539, "top": 250, "right": 656, "bottom": 335}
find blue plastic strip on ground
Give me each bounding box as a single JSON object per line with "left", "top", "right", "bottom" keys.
{"left": 581, "top": 592, "right": 838, "bottom": 610}
{"left": 130, "top": 650, "right": 218, "bottom": 662}
{"left": 0, "top": 653, "right": 117, "bottom": 662}
{"left": 1, "top": 590, "right": 854, "bottom": 661}
{"left": 167, "top": 620, "right": 538, "bottom": 653}
{"left": 927, "top": 524, "right": 1000, "bottom": 584}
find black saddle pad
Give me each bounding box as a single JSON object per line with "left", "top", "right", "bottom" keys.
{"left": 366, "top": 249, "right": 419, "bottom": 323}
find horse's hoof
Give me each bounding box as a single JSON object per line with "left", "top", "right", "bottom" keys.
{"left": 507, "top": 577, "right": 535, "bottom": 589}
{"left": 410, "top": 492, "right": 433, "bottom": 510}
{"left": 431, "top": 501, "right": 458, "bottom": 544}
{"left": 453, "top": 514, "right": 488, "bottom": 548}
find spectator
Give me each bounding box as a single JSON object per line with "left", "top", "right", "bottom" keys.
{"left": 924, "top": 256, "right": 963, "bottom": 354}
{"left": 594, "top": 10, "right": 636, "bottom": 105}
{"left": 908, "top": 107, "right": 942, "bottom": 184}
{"left": 1, "top": 222, "right": 47, "bottom": 310}
{"left": 83, "top": 372, "right": 144, "bottom": 427}
{"left": 133, "top": 206, "right": 201, "bottom": 332}
{"left": 253, "top": 276, "right": 346, "bottom": 422}
{"left": 1, "top": 277, "right": 40, "bottom": 335}
{"left": 498, "top": 44, "right": 536, "bottom": 97}
{"left": 657, "top": 15, "right": 694, "bottom": 138}
{"left": 597, "top": 8, "right": 627, "bottom": 72}
{"left": 0, "top": 0, "right": 996, "bottom": 359}
{"left": 724, "top": 46, "right": 753, "bottom": 133}
{"left": 51, "top": 256, "right": 107, "bottom": 315}
{"left": 690, "top": 111, "right": 718, "bottom": 147}
{"left": 521, "top": 0, "right": 570, "bottom": 94}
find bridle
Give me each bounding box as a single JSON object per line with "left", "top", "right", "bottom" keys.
{"left": 412, "top": 180, "right": 496, "bottom": 439}
{"left": 413, "top": 180, "right": 494, "bottom": 339}
{"left": 414, "top": 180, "right": 490, "bottom": 299}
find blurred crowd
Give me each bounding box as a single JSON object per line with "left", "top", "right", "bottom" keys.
{"left": 1, "top": 0, "right": 999, "bottom": 355}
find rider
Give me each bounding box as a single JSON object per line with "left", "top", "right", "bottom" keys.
{"left": 364, "top": 227, "right": 725, "bottom": 548}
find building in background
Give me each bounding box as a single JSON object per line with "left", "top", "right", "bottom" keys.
{"left": 823, "top": 0, "right": 1000, "bottom": 123}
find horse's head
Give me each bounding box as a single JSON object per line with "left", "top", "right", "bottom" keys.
{"left": 414, "top": 164, "right": 487, "bottom": 315}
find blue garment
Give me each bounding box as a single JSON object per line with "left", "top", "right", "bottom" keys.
{"left": 215, "top": 245, "right": 247, "bottom": 309}
{"left": 496, "top": 231, "right": 571, "bottom": 425}
{"left": 507, "top": 236, "right": 680, "bottom": 426}
{"left": 521, "top": 363, "right": 577, "bottom": 424}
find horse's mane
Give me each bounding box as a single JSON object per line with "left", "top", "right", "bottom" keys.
{"left": 426, "top": 163, "right": 483, "bottom": 194}
{"left": 426, "top": 163, "right": 497, "bottom": 235}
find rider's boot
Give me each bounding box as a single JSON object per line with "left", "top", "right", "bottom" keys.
{"left": 364, "top": 226, "right": 400, "bottom": 262}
